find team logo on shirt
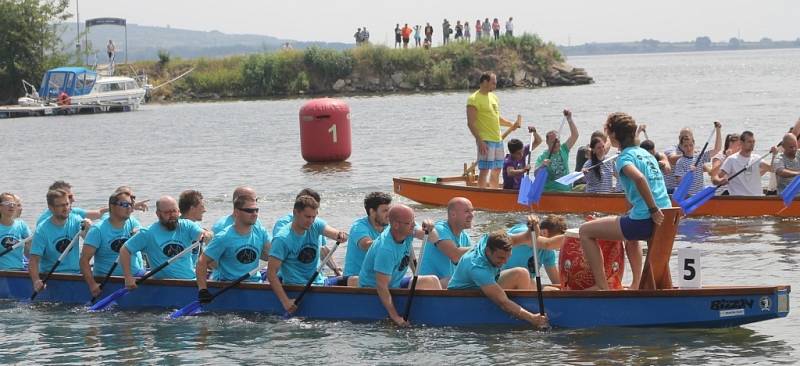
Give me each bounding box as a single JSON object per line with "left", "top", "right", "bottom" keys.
{"left": 110, "top": 238, "right": 128, "bottom": 253}
{"left": 162, "top": 242, "right": 185, "bottom": 257}
{"left": 398, "top": 254, "right": 410, "bottom": 272}
{"left": 297, "top": 244, "right": 317, "bottom": 264}
{"left": 1, "top": 236, "right": 18, "bottom": 249}
{"left": 55, "top": 237, "right": 72, "bottom": 253}
{"left": 236, "top": 247, "right": 258, "bottom": 264}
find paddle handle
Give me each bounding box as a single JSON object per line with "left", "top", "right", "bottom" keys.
{"left": 138, "top": 240, "right": 202, "bottom": 284}
{"left": 723, "top": 151, "right": 773, "bottom": 185}
{"left": 529, "top": 230, "right": 545, "bottom": 316}
{"left": 210, "top": 267, "right": 260, "bottom": 302}
{"left": 403, "top": 231, "right": 429, "bottom": 321}
{"left": 694, "top": 128, "right": 715, "bottom": 168}
{"left": 91, "top": 261, "right": 119, "bottom": 303}
{"left": 293, "top": 241, "right": 342, "bottom": 307}
{"left": 0, "top": 240, "right": 24, "bottom": 259}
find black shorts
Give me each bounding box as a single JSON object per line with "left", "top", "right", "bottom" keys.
{"left": 403, "top": 38, "right": 410, "bottom": 44}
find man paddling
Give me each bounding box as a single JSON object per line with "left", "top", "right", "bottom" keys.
{"left": 467, "top": 72, "right": 521, "bottom": 189}
{"left": 179, "top": 190, "right": 207, "bottom": 222}
{"left": 358, "top": 204, "right": 441, "bottom": 327}
{"left": 80, "top": 190, "right": 144, "bottom": 298}
{"left": 340, "top": 192, "right": 392, "bottom": 286}
{"left": 447, "top": 223, "right": 549, "bottom": 329}
{"left": 35, "top": 181, "right": 105, "bottom": 226}
{"left": 503, "top": 215, "right": 567, "bottom": 285}
{"left": 716, "top": 131, "right": 773, "bottom": 196}
{"left": 418, "top": 197, "right": 474, "bottom": 288}
{"left": 196, "top": 195, "right": 271, "bottom": 303}
{"left": 212, "top": 186, "right": 265, "bottom": 234}
{"left": 29, "top": 189, "right": 91, "bottom": 292}
{"left": 773, "top": 133, "right": 800, "bottom": 197}
{"left": 120, "top": 196, "right": 210, "bottom": 288}
{"left": 267, "top": 195, "right": 349, "bottom": 315}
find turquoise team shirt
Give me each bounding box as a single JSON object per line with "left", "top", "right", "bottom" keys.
{"left": 358, "top": 224, "right": 417, "bottom": 288}
{"left": 30, "top": 213, "right": 84, "bottom": 274}
{"left": 36, "top": 207, "right": 88, "bottom": 227}
{"left": 123, "top": 219, "right": 204, "bottom": 280}
{"left": 501, "top": 223, "right": 556, "bottom": 277}
{"left": 84, "top": 216, "right": 144, "bottom": 276}
{"left": 269, "top": 217, "right": 328, "bottom": 285}
{"left": 617, "top": 146, "right": 672, "bottom": 219}
{"left": 0, "top": 219, "right": 32, "bottom": 270}
{"left": 448, "top": 234, "right": 501, "bottom": 290}
{"left": 204, "top": 225, "right": 271, "bottom": 282}
{"left": 419, "top": 220, "right": 471, "bottom": 279}
{"left": 272, "top": 213, "right": 326, "bottom": 246}
{"left": 343, "top": 216, "right": 382, "bottom": 276}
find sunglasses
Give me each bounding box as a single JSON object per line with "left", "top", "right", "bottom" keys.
{"left": 237, "top": 207, "right": 259, "bottom": 214}
{"left": 114, "top": 201, "right": 134, "bottom": 208}
{"left": 0, "top": 202, "right": 19, "bottom": 208}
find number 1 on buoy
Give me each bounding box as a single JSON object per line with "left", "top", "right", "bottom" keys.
{"left": 328, "top": 124, "right": 337, "bottom": 143}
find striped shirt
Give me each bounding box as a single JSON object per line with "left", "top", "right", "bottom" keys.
{"left": 674, "top": 151, "right": 711, "bottom": 195}
{"left": 583, "top": 159, "right": 615, "bottom": 193}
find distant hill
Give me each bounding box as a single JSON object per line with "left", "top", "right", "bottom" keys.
{"left": 559, "top": 37, "right": 800, "bottom": 56}
{"left": 57, "top": 23, "right": 350, "bottom": 61}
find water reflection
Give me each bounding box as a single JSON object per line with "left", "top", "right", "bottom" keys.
{"left": 301, "top": 161, "right": 353, "bottom": 174}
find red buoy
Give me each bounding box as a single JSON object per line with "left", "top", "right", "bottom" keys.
{"left": 299, "top": 98, "right": 352, "bottom": 162}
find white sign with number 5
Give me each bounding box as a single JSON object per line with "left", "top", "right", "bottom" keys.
{"left": 677, "top": 248, "right": 702, "bottom": 288}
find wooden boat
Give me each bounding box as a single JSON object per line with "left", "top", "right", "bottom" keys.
{"left": 0, "top": 271, "right": 788, "bottom": 328}
{"left": 393, "top": 177, "right": 800, "bottom": 217}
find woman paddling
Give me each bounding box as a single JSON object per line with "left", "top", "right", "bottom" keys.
{"left": 582, "top": 135, "right": 617, "bottom": 193}
{"left": 578, "top": 112, "right": 672, "bottom": 290}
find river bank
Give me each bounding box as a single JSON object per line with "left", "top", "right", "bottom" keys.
{"left": 134, "top": 34, "right": 592, "bottom": 102}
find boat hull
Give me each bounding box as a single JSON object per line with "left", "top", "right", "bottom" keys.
{"left": 0, "top": 271, "right": 789, "bottom": 328}
{"left": 393, "top": 177, "right": 800, "bottom": 217}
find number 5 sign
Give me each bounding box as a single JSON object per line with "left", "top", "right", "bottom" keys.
{"left": 676, "top": 248, "right": 701, "bottom": 288}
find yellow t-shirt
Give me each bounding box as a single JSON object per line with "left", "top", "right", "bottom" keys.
{"left": 467, "top": 90, "right": 501, "bottom": 142}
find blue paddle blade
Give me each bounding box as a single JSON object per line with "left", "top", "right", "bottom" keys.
{"left": 517, "top": 174, "right": 534, "bottom": 206}
{"left": 89, "top": 288, "right": 129, "bottom": 311}
{"left": 170, "top": 301, "right": 202, "bottom": 319}
{"left": 680, "top": 186, "right": 717, "bottom": 215}
{"left": 781, "top": 176, "right": 800, "bottom": 207}
{"left": 529, "top": 169, "right": 549, "bottom": 204}
{"left": 673, "top": 173, "right": 694, "bottom": 204}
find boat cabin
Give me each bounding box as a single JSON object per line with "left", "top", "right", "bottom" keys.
{"left": 39, "top": 67, "right": 97, "bottom": 99}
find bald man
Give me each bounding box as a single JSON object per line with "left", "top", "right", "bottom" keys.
{"left": 774, "top": 133, "right": 800, "bottom": 196}
{"left": 418, "top": 197, "right": 474, "bottom": 288}
{"left": 120, "top": 196, "right": 211, "bottom": 289}
{"left": 358, "top": 204, "right": 440, "bottom": 326}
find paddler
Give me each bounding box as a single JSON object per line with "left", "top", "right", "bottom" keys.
{"left": 467, "top": 72, "right": 521, "bottom": 189}
{"left": 0, "top": 192, "right": 30, "bottom": 271}
{"left": 578, "top": 112, "right": 671, "bottom": 290}
{"left": 196, "top": 194, "right": 271, "bottom": 304}
{"left": 267, "top": 195, "right": 349, "bottom": 315}
{"left": 211, "top": 186, "right": 265, "bottom": 234}
{"left": 536, "top": 109, "right": 580, "bottom": 192}
{"left": 715, "top": 131, "right": 774, "bottom": 196}
{"left": 338, "top": 191, "right": 392, "bottom": 286}
{"left": 418, "top": 197, "right": 474, "bottom": 288}
{"left": 502, "top": 214, "right": 567, "bottom": 285}
{"left": 447, "top": 216, "right": 551, "bottom": 329}
{"left": 357, "top": 204, "right": 441, "bottom": 326}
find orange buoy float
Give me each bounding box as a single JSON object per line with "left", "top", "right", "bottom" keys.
{"left": 558, "top": 228, "right": 625, "bottom": 290}
{"left": 299, "top": 98, "right": 351, "bottom": 162}
{"left": 57, "top": 91, "right": 71, "bottom": 106}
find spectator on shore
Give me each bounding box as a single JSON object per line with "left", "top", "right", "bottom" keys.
{"left": 492, "top": 18, "right": 501, "bottom": 40}
{"left": 424, "top": 22, "right": 434, "bottom": 43}
{"left": 354, "top": 28, "right": 362, "bottom": 45}
{"left": 394, "top": 24, "right": 402, "bottom": 48}
{"left": 464, "top": 21, "right": 471, "bottom": 42}
{"left": 106, "top": 40, "right": 115, "bottom": 63}
{"left": 361, "top": 27, "right": 370, "bottom": 44}
{"left": 482, "top": 18, "right": 491, "bottom": 40}
{"left": 401, "top": 23, "right": 413, "bottom": 49}
{"left": 505, "top": 17, "right": 514, "bottom": 37}
{"left": 423, "top": 38, "right": 432, "bottom": 49}
{"left": 475, "top": 19, "right": 482, "bottom": 40}
{"left": 442, "top": 19, "right": 452, "bottom": 45}
{"left": 414, "top": 25, "right": 422, "bottom": 47}
{"left": 454, "top": 21, "right": 463, "bottom": 40}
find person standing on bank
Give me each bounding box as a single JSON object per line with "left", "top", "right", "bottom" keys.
{"left": 578, "top": 112, "right": 671, "bottom": 290}
{"left": 107, "top": 40, "right": 115, "bottom": 63}
{"left": 467, "top": 72, "right": 521, "bottom": 189}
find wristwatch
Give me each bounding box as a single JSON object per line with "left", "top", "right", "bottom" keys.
{"left": 648, "top": 207, "right": 659, "bottom": 213}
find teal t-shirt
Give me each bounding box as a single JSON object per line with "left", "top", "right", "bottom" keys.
{"left": 84, "top": 216, "right": 144, "bottom": 276}
{"left": 617, "top": 146, "right": 672, "bottom": 219}
{"left": 344, "top": 216, "right": 383, "bottom": 276}
{"left": 419, "top": 220, "right": 471, "bottom": 279}
{"left": 448, "top": 235, "right": 501, "bottom": 290}
{"left": 123, "top": 219, "right": 204, "bottom": 280}
{"left": 0, "top": 219, "right": 31, "bottom": 270}
{"left": 536, "top": 143, "right": 572, "bottom": 192}
{"left": 30, "top": 213, "right": 83, "bottom": 274}
{"left": 204, "top": 224, "right": 271, "bottom": 282}
{"left": 36, "top": 207, "right": 88, "bottom": 227}
{"left": 269, "top": 218, "right": 327, "bottom": 285}
{"left": 358, "top": 224, "right": 417, "bottom": 288}
{"left": 501, "top": 223, "right": 556, "bottom": 277}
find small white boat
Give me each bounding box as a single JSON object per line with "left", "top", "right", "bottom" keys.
{"left": 0, "top": 66, "right": 149, "bottom": 118}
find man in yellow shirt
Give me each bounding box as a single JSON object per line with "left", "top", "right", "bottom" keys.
{"left": 467, "top": 72, "right": 518, "bottom": 188}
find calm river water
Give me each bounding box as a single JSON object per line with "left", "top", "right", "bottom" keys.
{"left": 1, "top": 48, "right": 799, "bottom": 364}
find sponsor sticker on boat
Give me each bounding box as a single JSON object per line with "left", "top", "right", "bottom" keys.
{"left": 778, "top": 294, "right": 789, "bottom": 313}
{"left": 719, "top": 309, "right": 745, "bottom": 317}
{"left": 759, "top": 296, "right": 771, "bottom": 311}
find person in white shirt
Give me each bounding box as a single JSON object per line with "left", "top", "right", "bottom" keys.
{"left": 505, "top": 17, "right": 514, "bottom": 37}
{"left": 716, "top": 131, "right": 774, "bottom": 196}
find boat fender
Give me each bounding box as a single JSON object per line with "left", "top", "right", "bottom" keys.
{"left": 57, "top": 92, "right": 71, "bottom": 106}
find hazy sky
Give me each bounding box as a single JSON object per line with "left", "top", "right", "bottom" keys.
{"left": 73, "top": 0, "right": 799, "bottom": 45}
